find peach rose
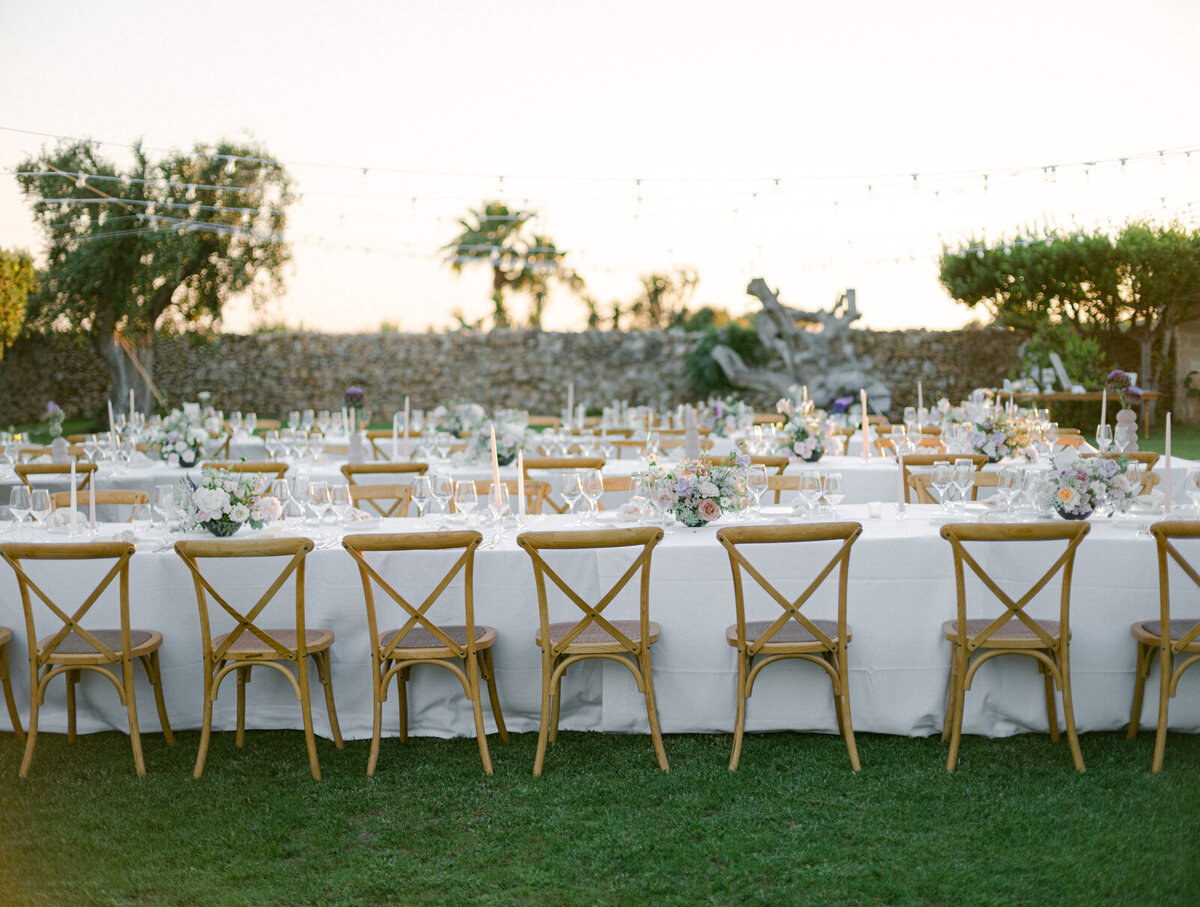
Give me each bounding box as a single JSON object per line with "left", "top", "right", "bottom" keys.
{"left": 697, "top": 498, "right": 721, "bottom": 522}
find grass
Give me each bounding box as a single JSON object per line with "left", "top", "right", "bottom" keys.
{"left": 1, "top": 729, "right": 1198, "bottom": 905}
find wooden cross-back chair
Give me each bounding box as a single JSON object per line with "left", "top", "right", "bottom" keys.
{"left": 347, "top": 483, "right": 413, "bottom": 518}
{"left": 766, "top": 474, "right": 801, "bottom": 506}
{"left": 206, "top": 429, "right": 233, "bottom": 460}
{"left": 1080, "top": 451, "right": 1161, "bottom": 470}
{"left": 475, "top": 479, "right": 551, "bottom": 515}
{"left": 752, "top": 412, "right": 787, "bottom": 425}
{"left": 899, "top": 454, "right": 987, "bottom": 504}
{"left": 521, "top": 457, "right": 606, "bottom": 514}
{"left": 15, "top": 462, "right": 98, "bottom": 490}
{"left": 1128, "top": 522, "right": 1200, "bottom": 772}
{"left": 340, "top": 462, "right": 429, "bottom": 487}
{"left": 342, "top": 531, "right": 508, "bottom": 776}
{"left": 516, "top": 527, "right": 668, "bottom": 776}
{"left": 174, "top": 537, "right": 343, "bottom": 780}
{"left": 716, "top": 523, "right": 863, "bottom": 771}
{"left": 364, "top": 429, "right": 422, "bottom": 462}
{"left": 200, "top": 461, "right": 289, "bottom": 479}
{"left": 907, "top": 471, "right": 1000, "bottom": 505}
{"left": 657, "top": 435, "right": 715, "bottom": 454}
{"left": 701, "top": 454, "right": 788, "bottom": 475}
{"left": 0, "top": 541, "right": 174, "bottom": 777}
{"left": 607, "top": 438, "right": 651, "bottom": 460}
{"left": 939, "top": 522, "right": 1090, "bottom": 772}
{"left": 0, "top": 625, "right": 20, "bottom": 741}
{"left": 527, "top": 415, "right": 562, "bottom": 429}
{"left": 51, "top": 489, "right": 149, "bottom": 523}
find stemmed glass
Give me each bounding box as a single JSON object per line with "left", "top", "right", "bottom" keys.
{"left": 561, "top": 473, "right": 584, "bottom": 524}
{"left": 1020, "top": 470, "right": 1045, "bottom": 517}
{"left": 581, "top": 469, "right": 604, "bottom": 522}
{"left": 1096, "top": 424, "right": 1113, "bottom": 454}
{"left": 410, "top": 476, "right": 432, "bottom": 522}
{"left": 1185, "top": 467, "right": 1200, "bottom": 516}
{"left": 431, "top": 472, "right": 454, "bottom": 527}
{"left": 484, "top": 484, "right": 510, "bottom": 547}
{"left": 931, "top": 461, "right": 953, "bottom": 510}
{"left": 629, "top": 474, "right": 651, "bottom": 519}
{"left": 797, "top": 470, "right": 822, "bottom": 518}
{"left": 996, "top": 465, "right": 1021, "bottom": 513}
{"left": 330, "top": 484, "right": 354, "bottom": 527}
{"left": 30, "top": 489, "right": 52, "bottom": 531}
{"left": 822, "top": 472, "right": 845, "bottom": 516}
{"left": 82, "top": 434, "right": 99, "bottom": 463}
{"left": 454, "top": 480, "right": 479, "bottom": 526}
{"left": 1115, "top": 424, "right": 1136, "bottom": 454}
{"left": 951, "top": 460, "right": 975, "bottom": 512}
{"left": 651, "top": 477, "right": 674, "bottom": 527}
{"left": 8, "top": 487, "right": 31, "bottom": 539}
{"left": 1043, "top": 422, "right": 1060, "bottom": 451}
{"left": 889, "top": 425, "right": 908, "bottom": 460}
{"left": 307, "top": 481, "right": 331, "bottom": 534}
{"left": 746, "top": 464, "right": 768, "bottom": 516}
{"left": 130, "top": 503, "right": 154, "bottom": 536}
{"left": 243, "top": 412, "right": 257, "bottom": 436}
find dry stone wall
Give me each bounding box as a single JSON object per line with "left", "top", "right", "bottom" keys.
{"left": 0, "top": 326, "right": 1023, "bottom": 426}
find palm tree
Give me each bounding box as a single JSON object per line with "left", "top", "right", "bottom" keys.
{"left": 515, "top": 233, "right": 585, "bottom": 328}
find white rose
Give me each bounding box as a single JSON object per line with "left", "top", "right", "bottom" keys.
{"left": 228, "top": 504, "right": 250, "bottom": 523}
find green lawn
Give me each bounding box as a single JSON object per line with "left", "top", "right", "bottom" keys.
{"left": 1, "top": 729, "right": 1198, "bottom": 905}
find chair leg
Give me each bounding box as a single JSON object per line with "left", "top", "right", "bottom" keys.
{"left": 1128, "top": 641, "right": 1150, "bottom": 740}
{"left": 1056, "top": 650, "right": 1085, "bottom": 773}
{"left": 942, "top": 646, "right": 959, "bottom": 742}
{"left": 1040, "top": 659, "right": 1060, "bottom": 743}
{"left": 66, "top": 669, "right": 78, "bottom": 743}
{"left": 533, "top": 652, "right": 554, "bottom": 776}
{"left": 194, "top": 669, "right": 215, "bottom": 779}
{"left": 315, "top": 651, "right": 343, "bottom": 749}
{"left": 549, "top": 670, "right": 563, "bottom": 743}
{"left": 730, "top": 651, "right": 748, "bottom": 771}
{"left": 19, "top": 674, "right": 41, "bottom": 778}
{"left": 466, "top": 654, "right": 494, "bottom": 775}
{"left": 640, "top": 650, "right": 669, "bottom": 772}
{"left": 397, "top": 668, "right": 409, "bottom": 742}
{"left": 480, "top": 649, "right": 509, "bottom": 743}
{"left": 367, "top": 662, "right": 385, "bottom": 778}
{"left": 1152, "top": 647, "right": 1172, "bottom": 773}
{"left": 296, "top": 659, "right": 321, "bottom": 781}
{"left": 235, "top": 666, "right": 250, "bottom": 749}
{"left": 946, "top": 646, "right": 968, "bottom": 771}
{"left": 0, "top": 644, "right": 22, "bottom": 743}
{"left": 123, "top": 660, "right": 147, "bottom": 777}
{"left": 143, "top": 652, "right": 174, "bottom": 746}
{"left": 836, "top": 648, "right": 861, "bottom": 772}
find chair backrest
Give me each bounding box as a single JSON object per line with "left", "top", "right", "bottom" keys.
{"left": 342, "top": 531, "right": 483, "bottom": 661}
{"left": 476, "top": 479, "right": 550, "bottom": 515}
{"left": 340, "top": 462, "right": 429, "bottom": 485}
{"left": 517, "top": 528, "right": 663, "bottom": 657}
{"left": 1149, "top": 521, "right": 1200, "bottom": 655}
{"left": 348, "top": 483, "right": 413, "bottom": 518}
{"left": 363, "top": 429, "right": 423, "bottom": 462}
{"left": 15, "top": 462, "right": 98, "bottom": 490}
{"left": 0, "top": 542, "right": 136, "bottom": 668}
{"left": 658, "top": 436, "right": 714, "bottom": 452}
{"left": 174, "top": 537, "right": 314, "bottom": 664}
{"left": 527, "top": 415, "right": 562, "bottom": 429}
{"left": 200, "top": 461, "right": 288, "bottom": 479}
{"left": 253, "top": 419, "right": 282, "bottom": 433}
{"left": 207, "top": 431, "right": 232, "bottom": 460}
{"left": 51, "top": 489, "right": 149, "bottom": 521}
{"left": 907, "top": 471, "right": 999, "bottom": 504}
{"left": 701, "top": 454, "right": 788, "bottom": 475}
{"left": 607, "top": 439, "right": 647, "bottom": 459}
{"left": 900, "top": 453, "right": 987, "bottom": 503}
{"left": 1080, "top": 451, "right": 1160, "bottom": 470}
{"left": 939, "top": 522, "right": 1089, "bottom": 650}
{"left": 716, "top": 523, "right": 861, "bottom": 655}
{"left": 752, "top": 413, "right": 786, "bottom": 425}
{"left": 522, "top": 457, "right": 607, "bottom": 513}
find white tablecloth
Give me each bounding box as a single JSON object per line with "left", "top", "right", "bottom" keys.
{"left": 1, "top": 504, "right": 1197, "bottom": 744}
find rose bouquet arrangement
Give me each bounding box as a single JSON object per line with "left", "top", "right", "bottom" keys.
{"left": 431, "top": 402, "right": 487, "bottom": 437}
{"left": 470, "top": 420, "right": 530, "bottom": 466}
{"left": 179, "top": 466, "right": 282, "bottom": 536}
{"left": 1041, "top": 449, "right": 1136, "bottom": 519}
{"left": 966, "top": 415, "right": 1019, "bottom": 463}
{"left": 704, "top": 395, "right": 748, "bottom": 436}
{"left": 775, "top": 397, "right": 830, "bottom": 461}
{"left": 150, "top": 408, "right": 210, "bottom": 468}
{"left": 656, "top": 454, "right": 751, "bottom": 528}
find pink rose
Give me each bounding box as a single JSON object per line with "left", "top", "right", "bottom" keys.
{"left": 697, "top": 498, "right": 721, "bottom": 522}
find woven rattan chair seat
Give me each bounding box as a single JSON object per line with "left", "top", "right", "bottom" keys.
{"left": 40, "top": 629, "right": 160, "bottom": 660}
{"left": 537, "top": 619, "right": 660, "bottom": 650}
{"left": 941, "top": 618, "right": 1063, "bottom": 646}
{"left": 381, "top": 624, "right": 497, "bottom": 653}
{"left": 725, "top": 619, "right": 847, "bottom": 650}
{"left": 1132, "top": 619, "right": 1200, "bottom": 649}
{"left": 214, "top": 628, "right": 334, "bottom": 656}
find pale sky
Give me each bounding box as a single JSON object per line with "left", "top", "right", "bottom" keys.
{"left": 2, "top": 0, "right": 1198, "bottom": 334}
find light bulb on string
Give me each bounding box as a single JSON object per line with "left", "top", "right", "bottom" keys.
{"left": 186, "top": 184, "right": 197, "bottom": 201}
{"left": 224, "top": 158, "right": 237, "bottom": 176}
{"left": 75, "top": 174, "right": 86, "bottom": 189}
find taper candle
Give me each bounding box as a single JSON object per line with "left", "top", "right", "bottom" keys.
{"left": 861, "top": 390, "right": 869, "bottom": 459}
{"left": 517, "top": 450, "right": 526, "bottom": 518}
{"left": 1165, "top": 412, "right": 1172, "bottom": 508}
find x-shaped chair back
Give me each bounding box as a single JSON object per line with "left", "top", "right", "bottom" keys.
{"left": 522, "top": 457, "right": 606, "bottom": 513}
{"left": 174, "top": 538, "right": 313, "bottom": 665}
{"left": 1081, "top": 451, "right": 1160, "bottom": 470}
{"left": 900, "top": 454, "right": 987, "bottom": 504}
{"left": 940, "top": 522, "right": 1089, "bottom": 652}
{"left": 200, "top": 461, "right": 288, "bottom": 480}
{"left": 0, "top": 542, "right": 135, "bottom": 670}
{"left": 340, "top": 462, "right": 429, "bottom": 487}
{"left": 717, "top": 523, "right": 861, "bottom": 655}
{"left": 15, "top": 462, "right": 98, "bottom": 491}
{"left": 348, "top": 483, "right": 413, "bottom": 518}
{"left": 1150, "top": 522, "right": 1200, "bottom": 656}
{"left": 517, "top": 528, "right": 663, "bottom": 658}
{"left": 364, "top": 430, "right": 423, "bottom": 462}
{"left": 908, "top": 471, "right": 999, "bottom": 505}
{"left": 476, "top": 479, "right": 550, "bottom": 515}
{"left": 343, "top": 531, "right": 482, "bottom": 662}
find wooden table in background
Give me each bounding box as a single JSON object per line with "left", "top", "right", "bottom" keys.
{"left": 1015, "top": 391, "right": 1160, "bottom": 438}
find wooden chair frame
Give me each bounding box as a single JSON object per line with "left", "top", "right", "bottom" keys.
{"left": 1080, "top": 451, "right": 1161, "bottom": 470}
{"left": 900, "top": 454, "right": 987, "bottom": 504}
{"left": 200, "top": 461, "right": 289, "bottom": 479}
{"left": 340, "top": 462, "right": 429, "bottom": 486}
{"left": 364, "top": 429, "right": 423, "bottom": 462}
{"left": 907, "top": 471, "right": 999, "bottom": 505}
{"left": 517, "top": 527, "right": 667, "bottom": 776}
{"left": 522, "top": 457, "right": 606, "bottom": 514}
{"left": 342, "top": 531, "right": 508, "bottom": 775}
{"left": 52, "top": 489, "right": 149, "bottom": 521}
{"left": 348, "top": 483, "right": 413, "bottom": 518}
{"left": 1128, "top": 522, "right": 1200, "bottom": 772}
{"left": 939, "top": 522, "right": 1089, "bottom": 772}
{"left": 0, "top": 626, "right": 20, "bottom": 741}
{"left": 15, "top": 462, "right": 98, "bottom": 490}
{"left": 174, "top": 537, "right": 343, "bottom": 780}
{"left": 0, "top": 542, "right": 174, "bottom": 777}
{"left": 717, "top": 523, "right": 863, "bottom": 771}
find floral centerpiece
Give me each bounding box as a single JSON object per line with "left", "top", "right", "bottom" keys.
{"left": 150, "top": 408, "right": 209, "bottom": 468}
{"left": 432, "top": 402, "right": 487, "bottom": 437}
{"left": 775, "top": 397, "right": 830, "bottom": 462}
{"left": 471, "top": 419, "right": 529, "bottom": 466}
{"left": 344, "top": 386, "right": 365, "bottom": 409}
{"left": 966, "top": 415, "right": 1020, "bottom": 463}
{"left": 1105, "top": 369, "right": 1144, "bottom": 408}
{"left": 655, "top": 453, "right": 752, "bottom": 528}
{"left": 704, "top": 395, "right": 747, "bottom": 436}
{"left": 45, "top": 401, "right": 64, "bottom": 439}
{"left": 1041, "top": 449, "right": 1136, "bottom": 520}
{"left": 180, "top": 466, "right": 282, "bottom": 537}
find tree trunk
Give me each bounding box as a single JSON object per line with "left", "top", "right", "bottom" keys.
{"left": 96, "top": 331, "right": 155, "bottom": 417}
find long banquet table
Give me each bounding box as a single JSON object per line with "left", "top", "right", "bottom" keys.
{"left": 1, "top": 504, "right": 1198, "bottom": 746}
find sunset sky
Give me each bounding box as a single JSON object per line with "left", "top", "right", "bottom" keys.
{"left": 2, "top": 0, "right": 1198, "bottom": 333}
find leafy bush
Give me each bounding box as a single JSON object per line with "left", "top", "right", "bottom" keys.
{"left": 1019, "top": 321, "right": 1105, "bottom": 389}
{"left": 685, "top": 319, "right": 769, "bottom": 397}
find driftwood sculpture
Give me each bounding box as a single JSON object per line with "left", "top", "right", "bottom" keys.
{"left": 710, "top": 278, "right": 892, "bottom": 413}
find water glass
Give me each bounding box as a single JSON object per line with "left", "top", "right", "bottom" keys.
{"left": 330, "top": 484, "right": 354, "bottom": 525}
{"left": 822, "top": 472, "right": 845, "bottom": 515}
{"left": 746, "top": 464, "right": 768, "bottom": 515}
{"left": 454, "top": 480, "right": 479, "bottom": 524}
{"left": 8, "top": 486, "right": 31, "bottom": 537}
{"left": 797, "top": 470, "right": 822, "bottom": 517}
{"left": 30, "top": 489, "right": 52, "bottom": 530}
{"left": 931, "top": 461, "right": 952, "bottom": 509}
{"left": 1095, "top": 424, "right": 1113, "bottom": 454}
{"left": 411, "top": 476, "right": 433, "bottom": 521}
{"left": 561, "top": 473, "right": 584, "bottom": 523}
{"left": 581, "top": 469, "right": 604, "bottom": 520}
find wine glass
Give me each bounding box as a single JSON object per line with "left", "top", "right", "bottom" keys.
{"left": 581, "top": 469, "right": 604, "bottom": 521}
{"left": 454, "top": 480, "right": 479, "bottom": 525}
{"left": 651, "top": 477, "right": 674, "bottom": 527}
{"left": 931, "top": 461, "right": 953, "bottom": 510}
{"left": 1043, "top": 422, "right": 1060, "bottom": 451}
{"left": 243, "top": 412, "right": 257, "bottom": 436}
{"left": 889, "top": 425, "right": 908, "bottom": 460}
{"left": 431, "top": 472, "right": 454, "bottom": 527}
{"left": 330, "top": 484, "right": 354, "bottom": 526}
{"left": 130, "top": 502, "right": 153, "bottom": 536}
{"left": 487, "top": 483, "right": 510, "bottom": 520}
{"left": 82, "top": 434, "right": 98, "bottom": 463}
{"left": 629, "top": 473, "right": 651, "bottom": 518}
{"left": 746, "top": 464, "right": 768, "bottom": 515}
{"left": 307, "top": 480, "right": 331, "bottom": 528}
{"left": 263, "top": 431, "right": 281, "bottom": 460}
{"left": 30, "top": 489, "right": 52, "bottom": 530}
{"left": 560, "top": 473, "right": 584, "bottom": 524}
{"left": 1115, "top": 424, "right": 1136, "bottom": 454}
{"left": 411, "top": 476, "right": 432, "bottom": 521}
{"left": 287, "top": 411, "right": 301, "bottom": 431}
{"left": 996, "top": 465, "right": 1021, "bottom": 513}
{"left": 822, "top": 472, "right": 845, "bottom": 516}
{"left": 8, "top": 486, "right": 31, "bottom": 538}
{"left": 952, "top": 460, "right": 976, "bottom": 512}
{"left": 1095, "top": 424, "right": 1113, "bottom": 454}
{"left": 1186, "top": 467, "right": 1200, "bottom": 516}
{"left": 797, "top": 470, "right": 822, "bottom": 517}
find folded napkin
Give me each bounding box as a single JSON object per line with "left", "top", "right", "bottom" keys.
{"left": 618, "top": 502, "right": 650, "bottom": 519}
